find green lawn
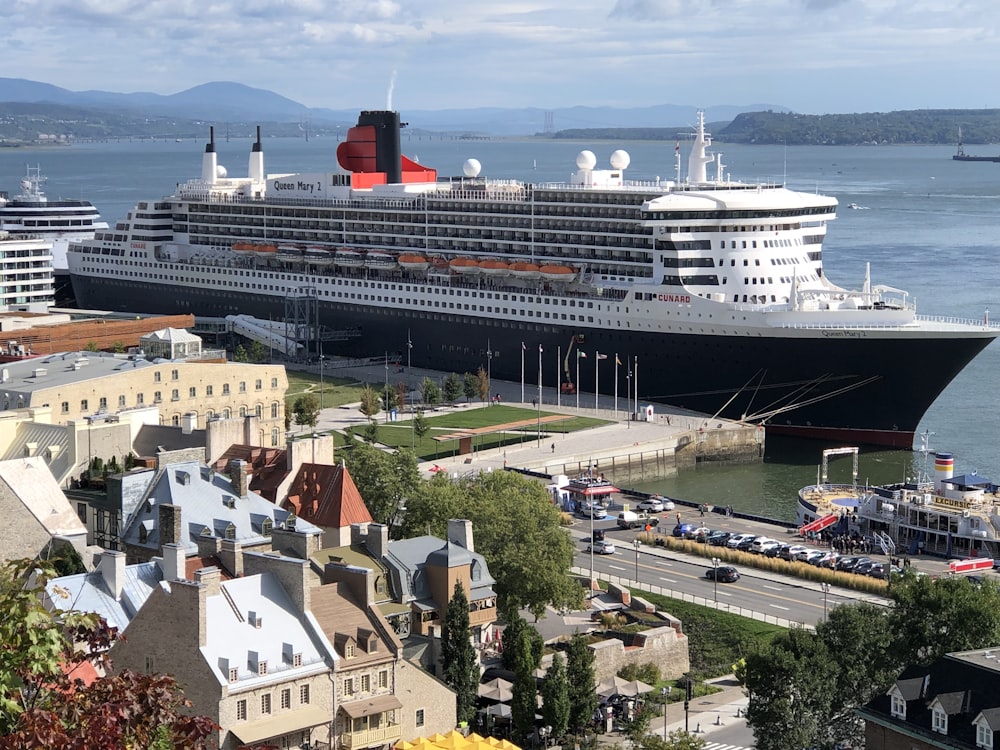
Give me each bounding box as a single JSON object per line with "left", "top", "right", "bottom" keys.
{"left": 285, "top": 370, "right": 367, "bottom": 411}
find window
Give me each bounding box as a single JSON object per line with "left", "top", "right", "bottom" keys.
{"left": 229, "top": 667, "right": 239, "bottom": 683}
{"left": 118, "top": 394, "right": 126, "bottom": 407}
{"left": 237, "top": 699, "right": 247, "bottom": 721}
{"left": 379, "top": 670, "right": 388, "bottom": 689}
{"left": 271, "top": 428, "right": 279, "bottom": 446}
{"left": 415, "top": 709, "right": 425, "bottom": 727}
{"left": 137, "top": 392, "right": 144, "bottom": 405}
{"left": 206, "top": 385, "right": 213, "bottom": 396}
{"left": 933, "top": 707, "right": 948, "bottom": 734}
{"left": 361, "top": 674, "right": 370, "bottom": 692}
{"left": 171, "top": 415, "right": 180, "bottom": 427}
{"left": 223, "top": 383, "right": 230, "bottom": 395}
{"left": 281, "top": 688, "right": 291, "bottom": 710}
{"left": 61, "top": 401, "right": 69, "bottom": 414}
{"left": 239, "top": 381, "right": 246, "bottom": 393}
{"left": 171, "top": 389, "right": 179, "bottom": 401}
{"left": 344, "top": 678, "right": 354, "bottom": 696}
{"left": 76, "top": 502, "right": 87, "bottom": 523}
{"left": 255, "top": 379, "right": 262, "bottom": 390}
{"left": 271, "top": 402, "right": 279, "bottom": 418}
{"left": 171, "top": 369, "right": 179, "bottom": 380}
{"left": 99, "top": 397, "right": 107, "bottom": 409}
{"left": 239, "top": 406, "right": 247, "bottom": 418}
{"left": 890, "top": 693, "right": 906, "bottom": 719}
{"left": 145, "top": 656, "right": 155, "bottom": 672}
{"left": 261, "top": 694, "right": 271, "bottom": 715}
{"left": 80, "top": 399, "right": 88, "bottom": 412}
{"left": 271, "top": 377, "right": 278, "bottom": 388}
{"left": 154, "top": 371, "right": 161, "bottom": 383}
{"left": 189, "top": 387, "right": 196, "bottom": 398}
{"left": 300, "top": 684, "right": 310, "bottom": 704}
{"left": 346, "top": 644, "right": 355, "bottom": 658}
{"left": 978, "top": 721, "right": 993, "bottom": 749}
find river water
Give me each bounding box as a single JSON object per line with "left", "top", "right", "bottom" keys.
{"left": 4, "top": 132, "right": 999, "bottom": 521}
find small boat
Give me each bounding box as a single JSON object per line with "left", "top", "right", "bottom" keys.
{"left": 538, "top": 264, "right": 576, "bottom": 282}
{"left": 449, "top": 257, "right": 480, "bottom": 274}
{"left": 304, "top": 246, "right": 333, "bottom": 265}
{"left": 365, "top": 250, "right": 396, "bottom": 269}
{"left": 509, "top": 261, "right": 541, "bottom": 279}
{"left": 276, "top": 244, "right": 303, "bottom": 261}
{"left": 231, "top": 242, "right": 256, "bottom": 255}
{"left": 334, "top": 248, "right": 364, "bottom": 268}
{"left": 398, "top": 254, "right": 430, "bottom": 271}
{"left": 479, "top": 259, "right": 511, "bottom": 276}
{"left": 252, "top": 244, "right": 277, "bottom": 255}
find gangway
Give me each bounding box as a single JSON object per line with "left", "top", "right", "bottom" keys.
{"left": 225, "top": 314, "right": 303, "bottom": 358}
{"left": 799, "top": 513, "right": 839, "bottom": 535}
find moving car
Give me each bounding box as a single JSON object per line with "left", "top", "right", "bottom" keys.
{"left": 705, "top": 565, "right": 740, "bottom": 583}
{"left": 587, "top": 539, "right": 616, "bottom": 555}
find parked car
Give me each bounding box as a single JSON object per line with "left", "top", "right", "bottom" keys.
{"left": 751, "top": 538, "right": 779, "bottom": 555}
{"left": 851, "top": 557, "right": 876, "bottom": 575}
{"left": 727, "top": 533, "right": 756, "bottom": 549}
{"left": 868, "top": 562, "right": 902, "bottom": 579}
{"left": 803, "top": 550, "right": 827, "bottom": 565}
{"left": 672, "top": 523, "right": 697, "bottom": 538}
{"left": 779, "top": 544, "right": 809, "bottom": 561}
{"left": 576, "top": 501, "right": 607, "bottom": 520}
{"left": 736, "top": 536, "right": 758, "bottom": 552}
{"left": 636, "top": 497, "right": 664, "bottom": 513}
{"left": 707, "top": 531, "right": 732, "bottom": 546}
{"left": 815, "top": 552, "right": 841, "bottom": 569}
{"left": 836, "top": 556, "right": 863, "bottom": 572}
{"left": 689, "top": 526, "right": 711, "bottom": 541}
{"left": 705, "top": 565, "right": 740, "bottom": 583}
{"left": 587, "top": 539, "right": 616, "bottom": 555}
{"left": 766, "top": 543, "right": 789, "bottom": 559}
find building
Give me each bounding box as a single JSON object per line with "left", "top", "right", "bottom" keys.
{"left": 860, "top": 647, "right": 1000, "bottom": 750}
{"left": 0, "top": 236, "right": 53, "bottom": 309}
{"left": 0, "top": 312, "right": 196, "bottom": 356}
{"left": 284, "top": 460, "right": 372, "bottom": 547}
{"left": 0, "top": 454, "right": 88, "bottom": 563}
{"left": 140, "top": 327, "right": 204, "bottom": 360}
{"left": 0, "top": 349, "right": 287, "bottom": 439}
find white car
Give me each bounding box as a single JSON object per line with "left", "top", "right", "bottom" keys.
{"left": 636, "top": 497, "right": 665, "bottom": 513}
{"left": 587, "top": 540, "right": 616, "bottom": 555}
{"left": 727, "top": 533, "right": 756, "bottom": 549}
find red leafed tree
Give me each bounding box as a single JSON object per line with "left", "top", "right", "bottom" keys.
{"left": 0, "top": 558, "right": 217, "bottom": 749}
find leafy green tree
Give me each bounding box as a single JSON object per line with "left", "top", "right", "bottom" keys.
{"left": 441, "top": 581, "right": 478, "bottom": 726}
{"left": 566, "top": 632, "right": 598, "bottom": 734}
{"left": 0, "top": 559, "right": 215, "bottom": 747}
{"left": 620, "top": 701, "right": 657, "bottom": 744}
{"left": 463, "top": 372, "right": 479, "bottom": 403}
{"left": 346, "top": 443, "right": 421, "bottom": 527}
{"left": 510, "top": 623, "right": 537, "bottom": 742}
{"left": 233, "top": 343, "right": 249, "bottom": 362}
{"left": 743, "top": 627, "right": 838, "bottom": 750}
{"left": 358, "top": 384, "right": 381, "bottom": 423}
{"left": 381, "top": 384, "right": 399, "bottom": 415}
{"left": 541, "top": 652, "right": 570, "bottom": 739}
{"left": 395, "top": 381, "right": 410, "bottom": 410}
{"left": 888, "top": 572, "right": 1000, "bottom": 665}
{"left": 292, "top": 393, "right": 320, "bottom": 432}
{"left": 476, "top": 366, "right": 490, "bottom": 403}
{"left": 362, "top": 422, "right": 379, "bottom": 445}
{"left": 501, "top": 611, "right": 542, "bottom": 672}
{"left": 248, "top": 340, "right": 266, "bottom": 363}
{"left": 84, "top": 341, "right": 99, "bottom": 352}
{"left": 420, "top": 377, "right": 440, "bottom": 407}
{"left": 442, "top": 372, "right": 461, "bottom": 404}
{"left": 111, "top": 340, "right": 126, "bottom": 354}
{"left": 412, "top": 410, "right": 430, "bottom": 444}
{"left": 402, "top": 470, "right": 582, "bottom": 617}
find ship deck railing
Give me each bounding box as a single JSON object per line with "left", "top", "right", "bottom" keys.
{"left": 775, "top": 313, "right": 998, "bottom": 331}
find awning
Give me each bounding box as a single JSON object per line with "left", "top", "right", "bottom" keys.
{"left": 231, "top": 705, "right": 330, "bottom": 745}
{"left": 341, "top": 694, "right": 403, "bottom": 719}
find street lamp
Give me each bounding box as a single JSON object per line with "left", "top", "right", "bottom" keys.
{"left": 634, "top": 538, "right": 640, "bottom": 580}
{"left": 318, "top": 352, "right": 325, "bottom": 411}
{"left": 538, "top": 725, "right": 551, "bottom": 748}
{"left": 822, "top": 582, "right": 831, "bottom": 620}
{"left": 712, "top": 557, "right": 720, "bottom": 602}
{"left": 661, "top": 686, "right": 671, "bottom": 741}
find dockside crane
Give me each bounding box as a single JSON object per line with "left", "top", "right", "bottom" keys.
{"left": 561, "top": 334, "right": 585, "bottom": 394}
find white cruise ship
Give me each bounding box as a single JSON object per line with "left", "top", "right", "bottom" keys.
{"left": 66, "top": 110, "right": 1000, "bottom": 447}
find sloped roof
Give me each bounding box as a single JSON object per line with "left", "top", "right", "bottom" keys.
{"left": 213, "top": 444, "right": 288, "bottom": 502}
{"left": 1, "top": 422, "right": 72, "bottom": 483}
{"left": 133, "top": 425, "right": 206, "bottom": 459}
{"left": 284, "top": 462, "right": 372, "bottom": 529}
{"left": 45, "top": 559, "right": 163, "bottom": 632}
{"left": 141, "top": 327, "right": 201, "bottom": 344}
{"left": 310, "top": 582, "right": 401, "bottom": 668}
{"left": 383, "top": 535, "right": 495, "bottom": 604}
{"left": 0, "top": 456, "right": 86, "bottom": 538}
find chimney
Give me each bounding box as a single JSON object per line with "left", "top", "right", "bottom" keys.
{"left": 323, "top": 561, "right": 374, "bottom": 606}
{"left": 242, "top": 552, "right": 311, "bottom": 613}
{"left": 271, "top": 525, "right": 320, "bottom": 561}
{"left": 194, "top": 566, "right": 222, "bottom": 597}
{"left": 168, "top": 577, "right": 208, "bottom": 647}
{"left": 447, "top": 519, "right": 475, "bottom": 552}
{"left": 201, "top": 126, "right": 217, "bottom": 184}
{"left": 228, "top": 458, "right": 249, "bottom": 498}
{"left": 366, "top": 523, "right": 389, "bottom": 560}
{"left": 219, "top": 539, "right": 244, "bottom": 577}
{"left": 158, "top": 503, "right": 183, "bottom": 546}
{"left": 181, "top": 412, "right": 197, "bottom": 435}
{"left": 99, "top": 550, "right": 126, "bottom": 601}
{"left": 350, "top": 522, "right": 370, "bottom": 547}
{"left": 195, "top": 534, "right": 221, "bottom": 559}
{"left": 249, "top": 125, "right": 264, "bottom": 183}
{"left": 161, "top": 542, "right": 186, "bottom": 581}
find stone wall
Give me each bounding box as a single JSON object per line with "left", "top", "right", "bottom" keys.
{"left": 588, "top": 625, "right": 690, "bottom": 682}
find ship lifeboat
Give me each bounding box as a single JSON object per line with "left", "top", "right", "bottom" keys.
{"left": 449, "top": 257, "right": 480, "bottom": 275}
{"left": 479, "top": 259, "right": 511, "bottom": 277}
{"left": 509, "top": 261, "right": 541, "bottom": 279}
{"left": 304, "top": 246, "right": 333, "bottom": 266}
{"left": 252, "top": 244, "right": 277, "bottom": 255}
{"left": 538, "top": 264, "right": 576, "bottom": 282}
{"left": 277, "top": 244, "right": 303, "bottom": 260}
{"left": 365, "top": 250, "right": 397, "bottom": 269}
{"left": 231, "top": 242, "right": 256, "bottom": 255}
{"left": 334, "top": 248, "right": 365, "bottom": 268}
{"left": 429, "top": 257, "right": 450, "bottom": 274}
{"left": 398, "top": 254, "right": 430, "bottom": 271}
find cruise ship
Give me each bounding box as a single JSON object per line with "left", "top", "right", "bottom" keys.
{"left": 0, "top": 166, "right": 108, "bottom": 300}
{"left": 66, "top": 110, "right": 1000, "bottom": 447}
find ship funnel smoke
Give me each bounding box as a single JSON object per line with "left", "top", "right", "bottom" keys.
{"left": 387, "top": 69, "right": 397, "bottom": 111}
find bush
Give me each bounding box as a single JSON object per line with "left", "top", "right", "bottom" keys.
{"left": 618, "top": 662, "right": 661, "bottom": 684}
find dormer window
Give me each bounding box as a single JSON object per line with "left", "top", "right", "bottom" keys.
{"left": 229, "top": 667, "right": 238, "bottom": 683}
{"left": 368, "top": 636, "right": 377, "bottom": 653}
{"left": 346, "top": 643, "right": 355, "bottom": 658}
{"left": 262, "top": 518, "right": 273, "bottom": 537}
{"left": 890, "top": 693, "right": 906, "bottom": 719}
{"left": 933, "top": 707, "right": 948, "bottom": 734}
{"left": 978, "top": 721, "right": 994, "bottom": 749}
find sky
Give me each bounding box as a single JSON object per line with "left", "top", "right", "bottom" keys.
{"left": 5, "top": 0, "right": 1000, "bottom": 115}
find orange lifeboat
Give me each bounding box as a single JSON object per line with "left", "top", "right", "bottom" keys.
{"left": 449, "top": 257, "right": 480, "bottom": 274}
{"left": 509, "top": 261, "right": 541, "bottom": 279}
{"left": 232, "top": 242, "right": 256, "bottom": 255}
{"left": 479, "top": 259, "right": 511, "bottom": 276}
{"left": 538, "top": 265, "right": 576, "bottom": 282}
{"left": 398, "top": 254, "right": 430, "bottom": 271}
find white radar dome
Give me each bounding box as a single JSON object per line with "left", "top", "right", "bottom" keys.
{"left": 609, "top": 150, "right": 631, "bottom": 170}
{"left": 463, "top": 158, "right": 482, "bottom": 178}
{"left": 216, "top": 164, "right": 228, "bottom": 178}
{"left": 576, "top": 150, "right": 597, "bottom": 170}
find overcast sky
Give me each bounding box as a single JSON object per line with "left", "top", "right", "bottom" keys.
{"left": 6, "top": 0, "right": 998, "bottom": 114}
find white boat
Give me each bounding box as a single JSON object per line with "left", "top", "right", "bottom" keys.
{"left": 365, "top": 250, "right": 396, "bottom": 269}
{"left": 334, "top": 248, "right": 364, "bottom": 268}
{"left": 304, "top": 246, "right": 333, "bottom": 266}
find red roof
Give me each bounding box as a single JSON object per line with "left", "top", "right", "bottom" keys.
{"left": 213, "top": 444, "right": 288, "bottom": 502}
{"left": 284, "top": 462, "right": 372, "bottom": 529}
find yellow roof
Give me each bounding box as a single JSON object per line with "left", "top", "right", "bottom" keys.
{"left": 398, "top": 731, "right": 521, "bottom": 750}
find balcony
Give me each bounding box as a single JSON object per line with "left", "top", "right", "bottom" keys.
{"left": 341, "top": 723, "right": 403, "bottom": 749}
{"left": 339, "top": 695, "right": 403, "bottom": 750}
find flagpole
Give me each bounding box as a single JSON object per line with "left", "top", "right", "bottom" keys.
{"left": 575, "top": 353, "right": 580, "bottom": 411}
{"left": 537, "top": 344, "right": 543, "bottom": 447}
{"left": 595, "top": 351, "right": 600, "bottom": 412}
{"left": 614, "top": 353, "right": 619, "bottom": 417}
{"left": 557, "top": 346, "right": 561, "bottom": 408}
{"left": 520, "top": 342, "right": 525, "bottom": 404}
{"left": 634, "top": 355, "right": 639, "bottom": 420}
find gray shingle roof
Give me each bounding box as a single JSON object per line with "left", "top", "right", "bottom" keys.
{"left": 44, "top": 560, "right": 163, "bottom": 632}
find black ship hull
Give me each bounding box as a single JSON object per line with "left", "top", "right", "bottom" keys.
{"left": 73, "top": 274, "right": 993, "bottom": 449}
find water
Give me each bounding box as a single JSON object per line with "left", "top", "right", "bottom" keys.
{"left": 3, "top": 135, "right": 999, "bottom": 521}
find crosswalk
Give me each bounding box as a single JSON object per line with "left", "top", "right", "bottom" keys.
{"left": 703, "top": 743, "right": 754, "bottom": 750}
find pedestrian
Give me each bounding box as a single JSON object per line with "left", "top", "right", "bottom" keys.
{"left": 676, "top": 512, "right": 681, "bottom": 525}
{"left": 551, "top": 442, "right": 555, "bottom": 453}
{"left": 699, "top": 504, "right": 706, "bottom": 517}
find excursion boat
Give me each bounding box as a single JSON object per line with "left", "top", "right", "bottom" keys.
{"left": 797, "top": 444, "right": 1000, "bottom": 561}
{"left": 66, "top": 112, "right": 1000, "bottom": 447}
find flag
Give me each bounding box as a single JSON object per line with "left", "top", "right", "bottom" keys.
{"left": 521, "top": 341, "right": 526, "bottom": 351}
{"left": 597, "top": 352, "right": 608, "bottom": 360}
{"left": 538, "top": 344, "right": 543, "bottom": 353}
{"left": 577, "top": 351, "right": 587, "bottom": 358}
{"left": 615, "top": 355, "right": 622, "bottom": 365}
{"left": 675, "top": 141, "right": 680, "bottom": 153}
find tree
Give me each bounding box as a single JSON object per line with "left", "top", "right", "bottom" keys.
{"left": 412, "top": 410, "right": 431, "bottom": 445}
{"left": 111, "top": 340, "right": 126, "bottom": 353}
{"left": 566, "top": 632, "right": 597, "bottom": 734}
{"left": 233, "top": 343, "right": 249, "bottom": 362}
{"left": 346, "top": 443, "right": 421, "bottom": 527}
{"left": 381, "top": 384, "right": 399, "bottom": 415}
{"left": 292, "top": 393, "right": 320, "bottom": 432}
{"left": 395, "top": 381, "right": 410, "bottom": 410}
{"left": 443, "top": 373, "right": 461, "bottom": 404}
{"left": 463, "top": 372, "right": 479, "bottom": 403}
{"left": 0, "top": 559, "right": 215, "bottom": 747}
{"left": 248, "top": 340, "right": 266, "bottom": 363}
{"left": 501, "top": 611, "right": 542, "bottom": 672}
{"left": 510, "top": 623, "right": 537, "bottom": 742}
{"left": 420, "top": 377, "right": 440, "bottom": 407}
{"left": 84, "top": 341, "right": 99, "bottom": 352}
{"left": 743, "top": 627, "right": 838, "bottom": 750}
{"left": 441, "top": 581, "right": 478, "bottom": 726}
{"left": 541, "top": 652, "right": 570, "bottom": 739}
{"left": 358, "top": 384, "right": 381, "bottom": 423}
{"left": 401, "top": 470, "right": 582, "bottom": 617}
{"left": 476, "top": 366, "right": 490, "bottom": 403}
{"left": 362, "top": 422, "right": 380, "bottom": 445}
